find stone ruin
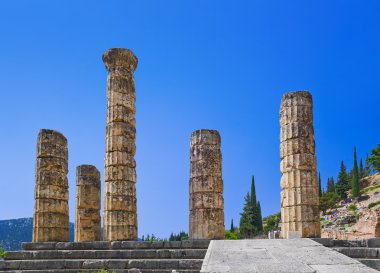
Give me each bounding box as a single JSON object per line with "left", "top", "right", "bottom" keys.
{"left": 103, "top": 48, "right": 138, "bottom": 241}
{"left": 33, "top": 129, "right": 69, "bottom": 242}
{"left": 280, "top": 91, "right": 320, "bottom": 238}
{"left": 6, "top": 48, "right": 380, "bottom": 273}
{"left": 75, "top": 165, "right": 101, "bottom": 242}
{"left": 31, "top": 48, "right": 321, "bottom": 243}
{"left": 189, "top": 129, "right": 225, "bottom": 239}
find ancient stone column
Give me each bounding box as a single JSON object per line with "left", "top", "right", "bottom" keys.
{"left": 102, "top": 48, "right": 138, "bottom": 241}
{"left": 189, "top": 129, "right": 225, "bottom": 239}
{"left": 33, "top": 129, "right": 69, "bottom": 242}
{"left": 75, "top": 165, "right": 101, "bottom": 242}
{"left": 280, "top": 91, "right": 320, "bottom": 238}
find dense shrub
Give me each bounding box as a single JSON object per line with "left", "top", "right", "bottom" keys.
{"left": 368, "top": 201, "right": 380, "bottom": 209}
{"left": 0, "top": 246, "right": 8, "bottom": 259}
{"left": 225, "top": 230, "right": 238, "bottom": 240}
{"left": 78, "top": 269, "right": 116, "bottom": 273}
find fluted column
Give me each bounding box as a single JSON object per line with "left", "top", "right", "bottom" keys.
{"left": 33, "top": 129, "right": 69, "bottom": 242}
{"left": 103, "top": 48, "right": 138, "bottom": 240}
{"left": 189, "top": 129, "right": 225, "bottom": 239}
{"left": 75, "top": 165, "right": 101, "bottom": 242}
{"left": 280, "top": 91, "right": 320, "bottom": 238}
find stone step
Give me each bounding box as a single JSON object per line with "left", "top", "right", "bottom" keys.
{"left": 5, "top": 249, "right": 207, "bottom": 260}
{"left": 0, "top": 259, "right": 203, "bottom": 271}
{"left": 358, "top": 259, "right": 380, "bottom": 270}
{"left": 22, "top": 241, "right": 210, "bottom": 251}
{"left": 333, "top": 247, "right": 380, "bottom": 259}
{"left": 312, "top": 238, "right": 380, "bottom": 248}
{"left": 0, "top": 269, "right": 200, "bottom": 273}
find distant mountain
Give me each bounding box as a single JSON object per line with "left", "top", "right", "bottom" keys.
{"left": 0, "top": 218, "right": 74, "bottom": 251}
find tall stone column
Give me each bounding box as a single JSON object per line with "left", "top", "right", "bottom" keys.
{"left": 280, "top": 91, "right": 320, "bottom": 238}
{"left": 33, "top": 129, "right": 69, "bottom": 242}
{"left": 102, "top": 48, "right": 138, "bottom": 241}
{"left": 189, "top": 129, "right": 225, "bottom": 239}
{"left": 75, "top": 165, "right": 101, "bottom": 242}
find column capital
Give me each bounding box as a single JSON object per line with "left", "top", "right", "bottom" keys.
{"left": 191, "top": 129, "right": 221, "bottom": 146}
{"left": 102, "top": 48, "right": 138, "bottom": 72}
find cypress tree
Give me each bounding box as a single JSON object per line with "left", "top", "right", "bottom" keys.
{"left": 230, "top": 219, "right": 234, "bottom": 232}
{"left": 351, "top": 147, "right": 360, "bottom": 197}
{"left": 318, "top": 172, "right": 323, "bottom": 197}
{"left": 239, "top": 192, "right": 254, "bottom": 238}
{"left": 250, "top": 176, "right": 259, "bottom": 231}
{"left": 335, "top": 161, "right": 350, "bottom": 199}
{"left": 251, "top": 176, "right": 257, "bottom": 206}
{"left": 239, "top": 175, "right": 264, "bottom": 237}
{"left": 257, "top": 201, "right": 263, "bottom": 232}
{"left": 327, "top": 177, "right": 335, "bottom": 193}
{"left": 359, "top": 158, "right": 365, "bottom": 179}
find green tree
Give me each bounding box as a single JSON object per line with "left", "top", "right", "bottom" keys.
{"left": 263, "top": 212, "right": 281, "bottom": 233}
{"left": 351, "top": 147, "right": 360, "bottom": 198}
{"left": 359, "top": 158, "right": 365, "bottom": 179}
{"left": 256, "top": 201, "right": 263, "bottom": 232}
{"left": 239, "top": 175, "right": 263, "bottom": 238}
{"left": 369, "top": 144, "right": 380, "bottom": 173}
{"left": 169, "top": 231, "right": 188, "bottom": 241}
{"left": 225, "top": 230, "right": 238, "bottom": 240}
{"left": 251, "top": 176, "right": 257, "bottom": 206}
{"left": 230, "top": 219, "right": 235, "bottom": 232}
{"left": 319, "top": 192, "right": 340, "bottom": 214}
{"left": 335, "top": 161, "right": 351, "bottom": 199}
{"left": 318, "top": 172, "right": 323, "bottom": 197}
{"left": 239, "top": 192, "right": 255, "bottom": 238}
{"left": 327, "top": 177, "right": 335, "bottom": 193}
{"left": 249, "top": 175, "right": 259, "bottom": 232}
{"left": 365, "top": 153, "right": 371, "bottom": 176}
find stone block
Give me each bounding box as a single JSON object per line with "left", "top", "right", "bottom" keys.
{"left": 280, "top": 138, "right": 315, "bottom": 160}
{"left": 280, "top": 122, "right": 314, "bottom": 142}
{"left": 105, "top": 151, "right": 136, "bottom": 167}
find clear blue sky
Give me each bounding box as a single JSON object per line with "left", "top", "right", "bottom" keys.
{"left": 0, "top": 1, "right": 379, "bottom": 239}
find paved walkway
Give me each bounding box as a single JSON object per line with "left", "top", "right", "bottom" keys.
{"left": 201, "top": 239, "right": 378, "bottom": 273}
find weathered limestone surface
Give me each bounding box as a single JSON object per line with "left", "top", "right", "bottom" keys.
{"left": 103, "top": 48, "right": 138, "bottom": 241}
{"left": 189, "top": 129, "right": 224, "bottom": 240}
{"left": 33, "top": 129, "right": 69, "bottom": 242}
{"left": 201, "top": 239, "right": 378, "bottom": 273}
{"left": 280, "top": 91, "right": 320, "bottom": 238}
{"left": 75, "top": 165, "right": 101, "bottom": 242}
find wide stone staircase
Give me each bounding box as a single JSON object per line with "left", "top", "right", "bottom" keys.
{"left": 313, "top": 238, "right": 380, "bottom": 271}
{"left": 0, "top": 240, "right": 210, "bottom": 273}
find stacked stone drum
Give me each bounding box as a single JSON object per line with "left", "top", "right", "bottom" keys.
{"left": 189, "top": 129, "right": 225, "bottom": 239}
{"left": 75, "top": 165, "right": 101, "bottom": 242}
{"left": 33, "top": 129, "right": 69, "bottom": 242}
{"left": 280, "top": 91, "right": 320, "bottom": 238}
{"left": 102, "top": 48, "right": 138, "bottom": 240}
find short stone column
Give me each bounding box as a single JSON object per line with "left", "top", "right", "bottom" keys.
{"left": 280, "top": 91, "right": 320, "bottom": 238}
{"left": 102, "top": 48, "right": 138, "bottom": 240}
{"left": 189, "top": 129, "right": 225, "bottom": 239}
{"left": 33, "top": 129, "right": 69, "bottom": 242}
{"left": 75, "top": 165, "right": 101, "bottom": 242}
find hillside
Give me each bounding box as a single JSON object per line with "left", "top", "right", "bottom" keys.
{"left": 321, "top": 173, "right": 380, "bottom": 239}
{"left": 0, "top": 218, "right": 74, "bottom": 251}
